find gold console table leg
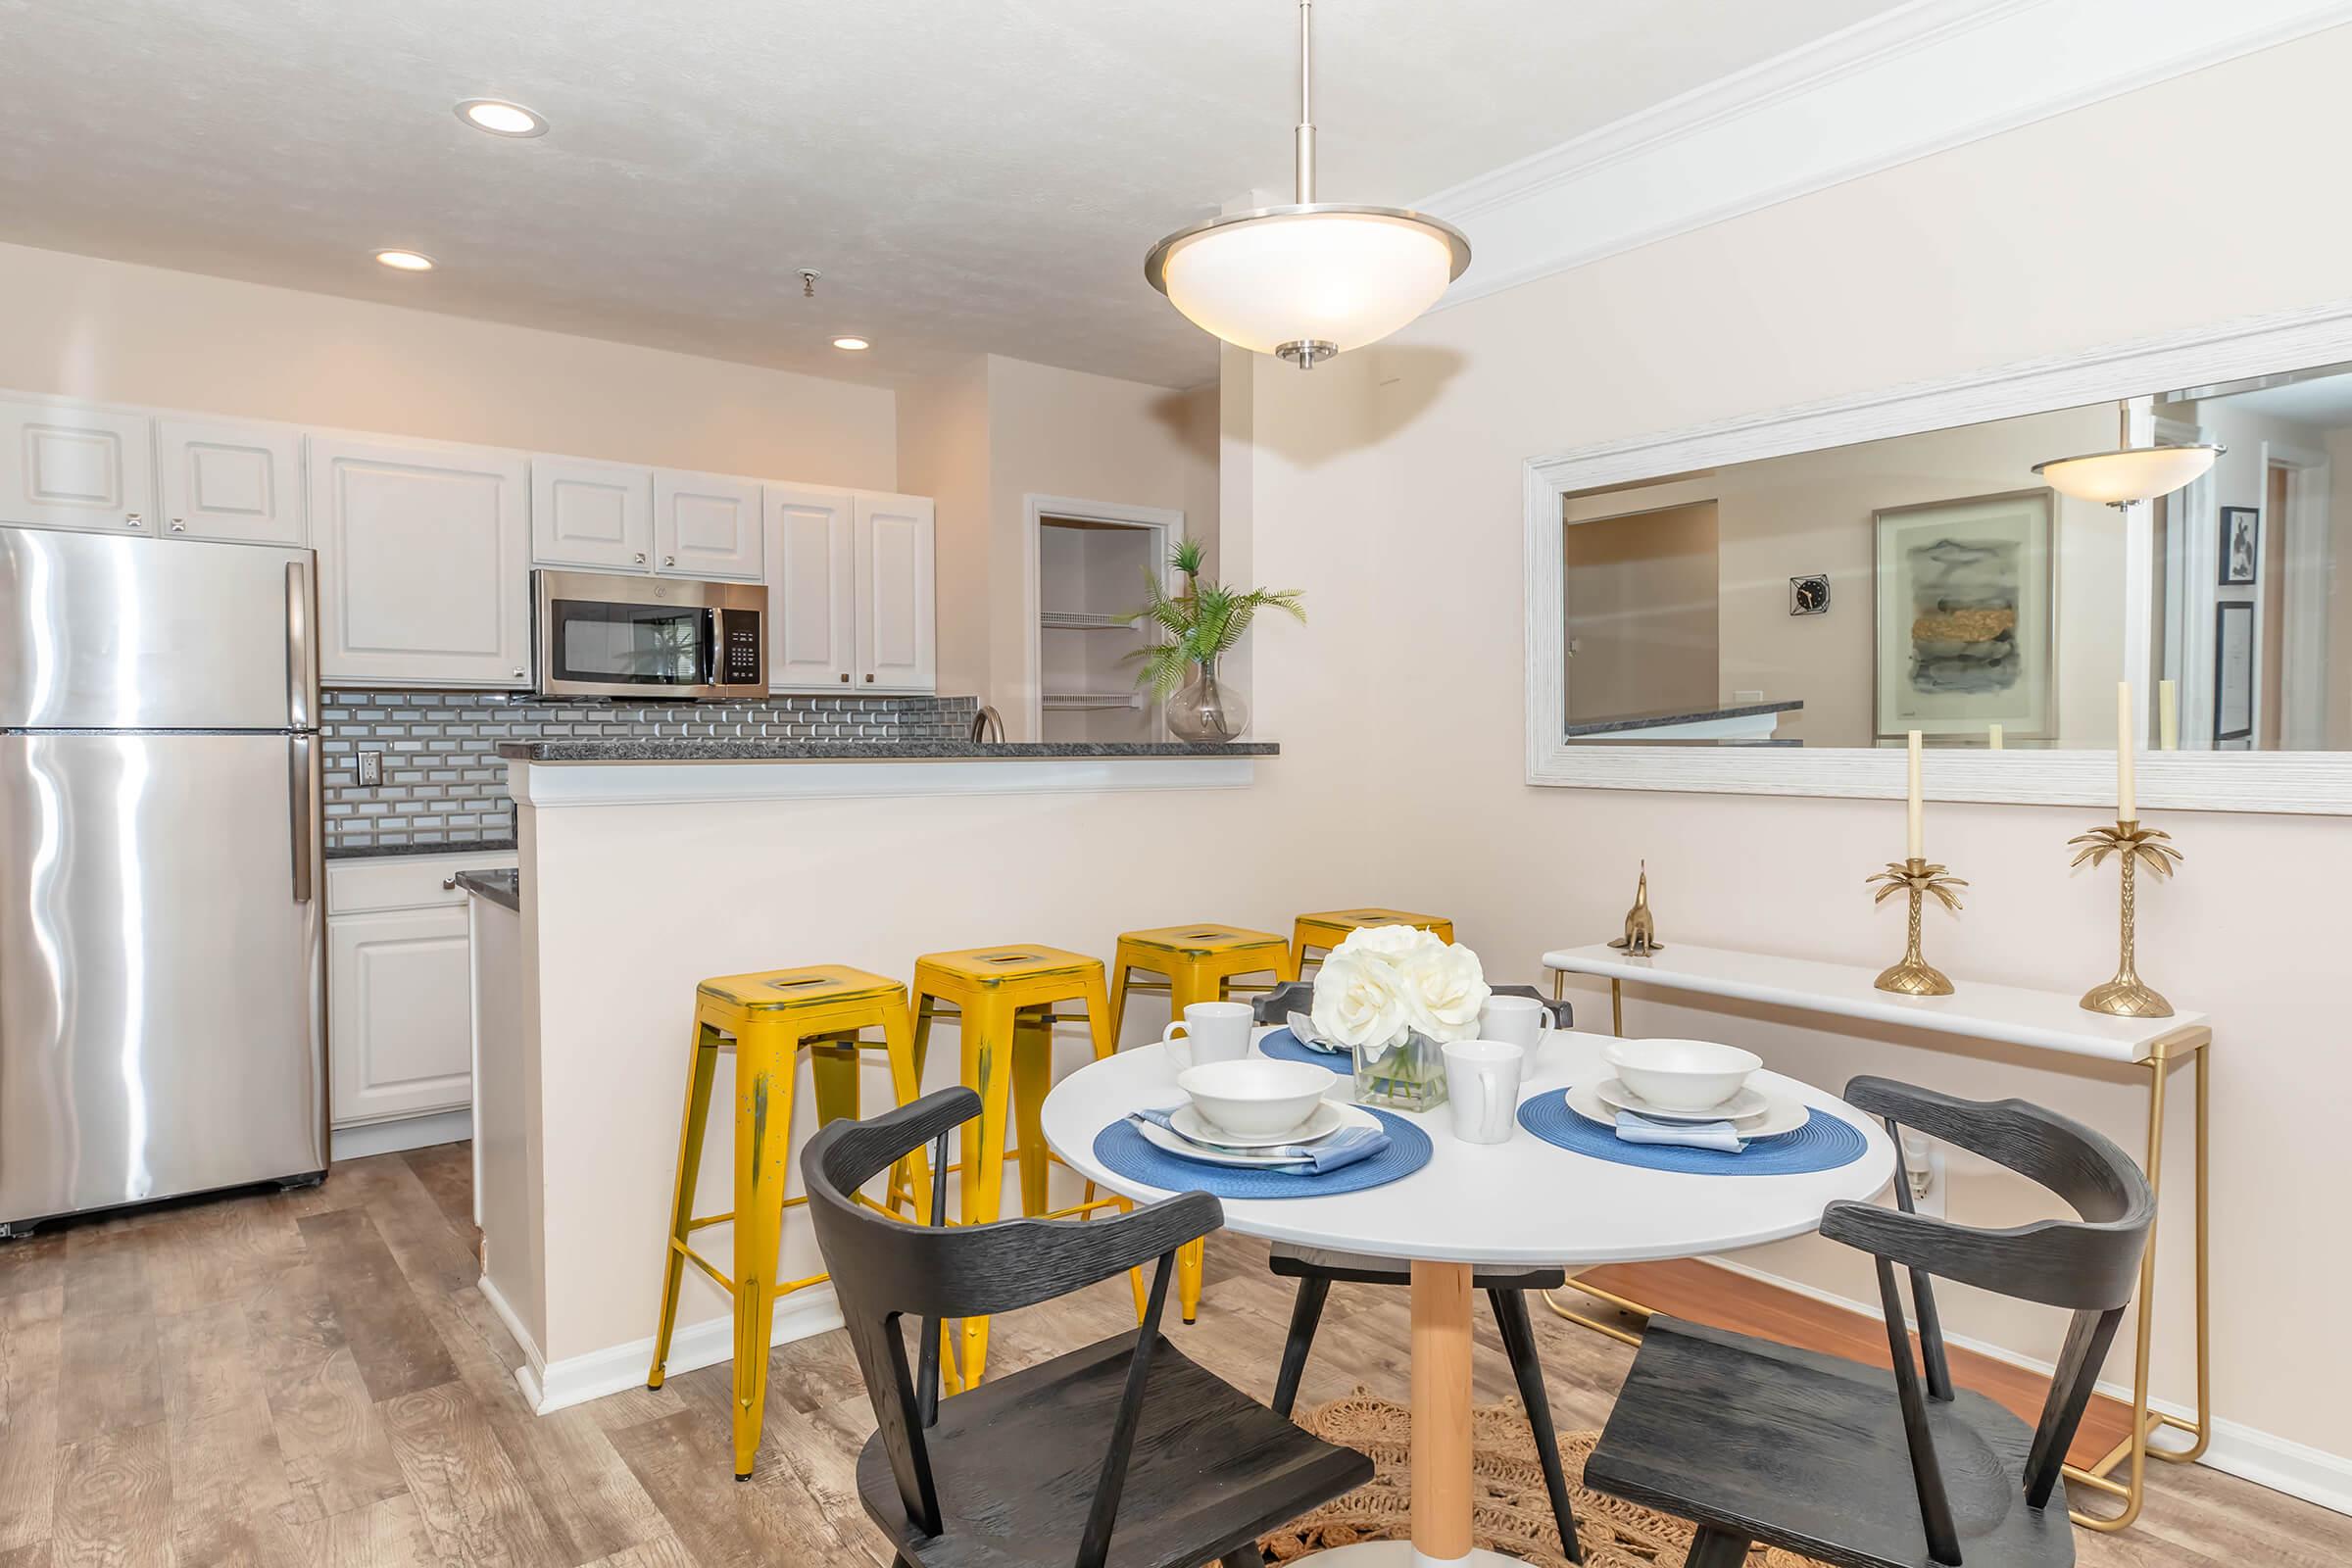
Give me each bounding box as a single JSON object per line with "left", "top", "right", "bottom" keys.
{"left": 2067, "top": 1028, "right": 2211, "bottom": 1532}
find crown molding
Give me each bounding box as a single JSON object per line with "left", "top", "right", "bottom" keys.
{"left": 1424, "top": 0, "right": 2352, "bottom": 311}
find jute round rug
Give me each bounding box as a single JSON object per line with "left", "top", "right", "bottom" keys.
{"left": 1258, "top": 1391, "right": 1828, "bottom": 1568}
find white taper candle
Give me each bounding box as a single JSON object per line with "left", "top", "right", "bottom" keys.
{"left": 1906, "top": 729, "right": 1924, "bottom": 859}
{"left": 2118, "top": 681, "right": 2136, "bottom": 821}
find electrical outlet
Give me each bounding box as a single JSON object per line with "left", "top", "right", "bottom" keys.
{"left": 1734, "top": 690, "right": 1764, "bottom": 705}
{"left": 357, "top": 750, "right": 383, "bottom": 787}
{"left": 1900, "top": 1130, "right": 1948, "bottom": 1218}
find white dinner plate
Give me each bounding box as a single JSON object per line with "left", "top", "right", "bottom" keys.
{"left": 1568, "top": 1079, "right": 1809, "bottom": 1140}
{"left": 1140, "top": 1102, "right": 1380, "bottom": 1167}
{"left": 1594, "top": 1077, "right": 1769, "bottom": 1123}
{"left": 1171, "top": 1099, "right": 1348, "bottom": 1150}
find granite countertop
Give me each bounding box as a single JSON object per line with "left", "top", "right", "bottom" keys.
{"left": 455, "top": 868, "right": 520, "bottom": 910}
{"left": 495, "top": 740, "right": 1279, "bottom": 763}
{"left": 324, "top": 837, "right": 518, "bottom": 862}
{"left": 1561, "top": 700, "right": 1801, "bottom": 738}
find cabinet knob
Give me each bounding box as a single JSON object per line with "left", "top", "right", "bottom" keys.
{"left": 124, "top": 514, "right": 143, "bottom": 528}
{"left": 839, "top": 672, "right": 850, "bottom": 683}
{"left": 864, "top": 673, "right": 875, "bottom": 682}
{"left": 662, "top": 555, "right": 676, "bottom": 566}
{"left": 169, "top": 517, "right": 186, "bottom": 533}
{"left": 442, "top": 875, "right": 459, "bottom": 891}
{"left": 512, "top": 667, "right": 526, "bottom": 679}
{"left": 634, "top": 552, "right": 646, "bottom": 564}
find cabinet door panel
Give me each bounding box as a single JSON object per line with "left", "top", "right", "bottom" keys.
{"left": 655, "top": 469, "right": 763, "bottom": 579}
{"left": 0, "top": 399, "right": 155, "bottom": 534}
{"left": 310, "top": 435, "right": 530, "bottom": 687}
{"left": 157, "top": 418, "right": 305, "bottom": 545}
{"left": 531, "top": 456, "right": 654, "bottom": 571}
{"left": 763, "top": 485, "right": 856, "bottom": 691}
{"left": 328, "top": 906, "right": 472, "bottom": 1124}
{"left": 854, "top": 492, "right": 936, "bottom": 693}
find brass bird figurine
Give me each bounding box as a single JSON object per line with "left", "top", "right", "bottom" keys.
{"left": 2066, "top": 821, "right": 2184, "bottom": 878}
{"left": 1608, "top": 860, "right": 1663, "bottom": 955}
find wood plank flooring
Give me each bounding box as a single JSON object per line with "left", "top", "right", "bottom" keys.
{"left": 0, "top": 1144, "right": 2343, "bottom": 1566}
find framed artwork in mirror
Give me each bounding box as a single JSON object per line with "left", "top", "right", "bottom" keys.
{"left": 1871, "top": 488, "right": 2055, "bottom": 742}
{"left": 2214, "top": 600, "right": 2255, "bottom": 746}
{"left": 2219, "top": 506, "right": 2259, "bottom": 586}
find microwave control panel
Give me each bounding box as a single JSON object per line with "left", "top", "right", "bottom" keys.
{"left": 721, "top": 613, "right": 763, "bottom": 687}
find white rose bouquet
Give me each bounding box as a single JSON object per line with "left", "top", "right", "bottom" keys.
{"left": 1310, "top": 924, "right": 1490, "bottom": 1052}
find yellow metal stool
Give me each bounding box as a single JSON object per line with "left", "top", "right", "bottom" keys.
{"left": 645, "top": 964, "right": 924, "bottom": 1480}
{"left": 1106, "top": 923, "right": 1298, "bottom": 1322}
{"left": 1292, "top": 906, "right": 1458, "bottom": 973}
{"left": 911, "top": 945, "right": 1133, "bottom": 1388}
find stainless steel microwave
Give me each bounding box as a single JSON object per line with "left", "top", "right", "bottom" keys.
{"left": 532, "top": 569, "right": 766, "bottom": 700}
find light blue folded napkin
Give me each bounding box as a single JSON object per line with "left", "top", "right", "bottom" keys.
{"left": 1130, "top": 1106, "right": 1390, "bottom": 1174}
{"left": 1614, "top": 1108, "right": 1747, "bottom": 1153}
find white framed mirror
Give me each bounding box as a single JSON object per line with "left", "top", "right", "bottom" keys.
{"left": 1523, "top": 298, "right": 2352, "bottom": 814}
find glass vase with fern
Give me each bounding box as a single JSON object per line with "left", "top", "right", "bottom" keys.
{"left": 1122, "top": 538, "right": 1303, "bottom": 743}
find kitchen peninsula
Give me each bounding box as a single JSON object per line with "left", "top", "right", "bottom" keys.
{"left": 467, "top": 736, "right": 1278, "bottom": 1413}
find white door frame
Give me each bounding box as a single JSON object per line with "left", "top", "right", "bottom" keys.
{"left": 1018, "top": 495, "right": 1185, "bottom": 741}
{"left": 2261, "top": 437, "right": 2331, "bottom": 750}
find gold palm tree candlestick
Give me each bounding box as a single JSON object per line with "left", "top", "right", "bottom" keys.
{"left": 1866, "top": 858, "right": 1966, "bottom": 996}
{"left": 2068, "top": 819, "right": 2183, "bottom": 1017}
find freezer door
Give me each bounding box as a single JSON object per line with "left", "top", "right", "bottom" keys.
{"left": 0, "top": 733, "right": 325, "bottom": 1225}
{"left": 0, "top": 525, "right": 316, "bottom": 731}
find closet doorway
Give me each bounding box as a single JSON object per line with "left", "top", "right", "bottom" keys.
{"left": 1021, "top": 496, "right": 1185, "bottom": 744}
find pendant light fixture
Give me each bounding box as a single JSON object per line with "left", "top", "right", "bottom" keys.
{"left": 2031, "top": 442, "right": 2224, "bottom": 508}
{"left": 1144, "top": 0, "right": 1470, "bottom": 369}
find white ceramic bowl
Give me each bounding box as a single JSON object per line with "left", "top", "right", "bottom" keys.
{"left": 1178, "top": 1058, "right": 1336, "bottom": 1138}
{"left": 1603, "top": 1038, "right": 1762, "bottom": 1113}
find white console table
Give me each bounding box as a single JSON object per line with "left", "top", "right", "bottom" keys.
{"left": 1542, "top": 941, "right": 2211, "bottom": 1535}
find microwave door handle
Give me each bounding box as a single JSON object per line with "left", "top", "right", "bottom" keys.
{"left": 703, "top": 610, "right": 721, "bottom": 687}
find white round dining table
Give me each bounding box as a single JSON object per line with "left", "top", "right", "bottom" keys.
{"left": 1042, "top": 1026, "right": 1897, "bottom": 1568}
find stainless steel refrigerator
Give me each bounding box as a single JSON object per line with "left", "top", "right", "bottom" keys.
{"left": 0, "top": 525, "right": 327, "bottom": 1235}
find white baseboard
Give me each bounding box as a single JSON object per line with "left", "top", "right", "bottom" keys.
{"left": 1694, "top": 1255, "right": 2352, "bottom": 1518}
{"left": 331, "top": 1107, "right": 472, "bottom": 1162}
{"left": 493, "top": 1282, "right": 846, "bottom": 1416}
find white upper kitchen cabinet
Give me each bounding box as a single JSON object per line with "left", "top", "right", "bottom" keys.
{"left": 854, "top": 491, "right": 937, "bottom": 693}
{"left": 309, "top": 434, "right": 531, "bottom": 688}
{"left": 764, "top": 484, "right": 857, "bottom": 691}
{"left": 156, "top": 417, "right": 305, "bottom": 545}
{"left": 654, "top": 469, "right": 764, "bottom": 580}
{"left": 531, "top": 455, "right": 655, "bottom": 572}
{"left": 0, "top": 397, "right": 156, "bottom": 535}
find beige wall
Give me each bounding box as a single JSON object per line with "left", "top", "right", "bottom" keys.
{"left": 899, "top": 354, "right": 1219, "bottom": 731}
{"left": 0, "top": 241, "right": 897, "bottom": 486}
{"left": 1241, "top": 27, "right": 2352, "bottom": 1463}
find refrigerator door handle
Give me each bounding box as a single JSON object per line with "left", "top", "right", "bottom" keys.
{"left": 285, "top": 560, "right": 315, "bottom": 731}
{"left": 288, "top": 734, "right": 315, "bottom": 904}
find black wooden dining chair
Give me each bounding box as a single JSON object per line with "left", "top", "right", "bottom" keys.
{"left": 1250, "top": 982, "right": 1586, "bottom": 1563}
{"left": 803, "top": 1087, "right": 1374, "bottom": 1568}
{"left": 1584, "top": 1076, "right": 2156, "bottom": 1568}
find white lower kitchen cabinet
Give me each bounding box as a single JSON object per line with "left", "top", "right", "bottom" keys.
{"left": 309, "top": 434, "right": 531, "bottom": 688}
{"left": 0, "top": 396, "right": 156, "bottom": 535}
{"left": 325, "top": 851, "right": 515, "bottom": 1156}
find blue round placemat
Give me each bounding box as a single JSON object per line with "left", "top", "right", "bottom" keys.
{"left": 1517, "top": 1088, "right": 1867, "bottom": 1176}
{"left": 1091, "top": 1107, "right": 1431, "bottom": 1200}
{"left": 1258, "top": 1025, "right": 1352, "bottom": 1069}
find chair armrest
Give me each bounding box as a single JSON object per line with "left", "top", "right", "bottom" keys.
{"left": 934, "top": 1190, "right": 1224, "bottom": 1319}
{"left": 1820, "top": 1199, "right": 2144, "bottom": 1313}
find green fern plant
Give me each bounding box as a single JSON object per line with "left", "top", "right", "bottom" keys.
{"left": 1121, "top": 538, "right": 1304, "bottom": 701}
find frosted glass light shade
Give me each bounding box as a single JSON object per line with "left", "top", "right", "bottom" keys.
{"left": 2032, "top": 444, "right": 2221, "bottom": 506}
{"left": 1147, "top": 205, "right": 1469, "bottom": 360}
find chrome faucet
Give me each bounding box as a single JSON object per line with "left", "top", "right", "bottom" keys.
{"left": 969, "top": 704, "right": 1005, "bottom": 744}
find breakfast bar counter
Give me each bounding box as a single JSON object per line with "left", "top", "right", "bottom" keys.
{"left": 472, "top": 735, "right": 1285, "bottom": 1415}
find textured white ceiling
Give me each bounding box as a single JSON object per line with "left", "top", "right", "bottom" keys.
{"left": 0, "top": 0, "right": 1903, "bottom": 388}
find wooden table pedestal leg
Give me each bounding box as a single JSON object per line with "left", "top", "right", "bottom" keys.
{"left": 1411, "top": 1259, "right": 1474, "bottom": 1567}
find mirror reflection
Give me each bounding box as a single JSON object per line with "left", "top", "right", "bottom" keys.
{"left": 1558, "top": 360, "right": 2352, "bottom": 751}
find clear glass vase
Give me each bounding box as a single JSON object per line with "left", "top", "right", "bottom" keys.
{"left": 1351, "top": 1030, "right": 1449, "bottom": 1112}
{"left": 1166, "top": 658, "right": 1250, "bottom": 743}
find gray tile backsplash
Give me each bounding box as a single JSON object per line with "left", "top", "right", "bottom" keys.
{"left": 319, "top": 690, "right": 979, "bottom": 853}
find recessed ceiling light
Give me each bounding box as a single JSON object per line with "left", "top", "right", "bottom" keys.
{"left": 375, "top": 250, "right": 436, "bottom": 271}
{"left": 832, "top": 336, "right": 871, "bottom": 352}
{"left": 456, "top": 98, "right": 547, "bottom": 137}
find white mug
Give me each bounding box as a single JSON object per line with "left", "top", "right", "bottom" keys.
{"left": 1162, "top": 1001, "right": 1253, "bottom": 1071}
{"left": 1478, "top": 995, "right": 1547, "bottom": 1051}
{"left": 1442, "top": 1039, "right": 1525, "bottom": 1146}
